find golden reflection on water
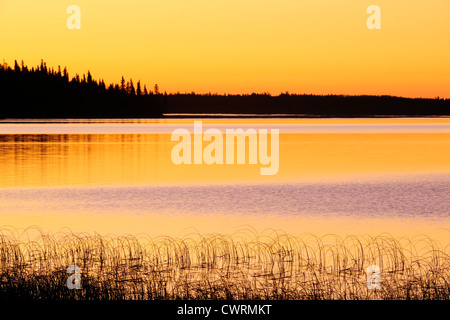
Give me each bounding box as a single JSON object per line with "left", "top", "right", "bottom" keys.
{"left": 1, "top": 133, "right": 450, "bottom": 187}
{"left": 2, "top": 211, "right": 449, "bottom": 246}
{"left": 0, "top": 120, "right": 449, "bottom": 244}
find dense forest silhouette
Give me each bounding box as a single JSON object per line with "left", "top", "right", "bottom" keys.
{"left": 1, "top": 60, "right": 449, "bottom": 118}
{"left": 0, "top": 60, "right": 162, "bottom": 118}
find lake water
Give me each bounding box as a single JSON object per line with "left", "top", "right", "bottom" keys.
{"left": 0, "top": 118, "right": 449, "bottom": 243}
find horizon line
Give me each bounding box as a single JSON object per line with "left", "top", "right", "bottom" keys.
{"left": 2, "top": 59, "right": 449, "bottom": 101}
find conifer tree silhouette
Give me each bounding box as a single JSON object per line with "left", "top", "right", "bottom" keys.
{"left": 129, "top": 79, "right": 135, "bottom": 95}
{"left": 0, "top": 59, "right": 448, "bottom": 119}
{"left": 0, "top": 60, "right": 162, "bottom": 118}
{"left": 136, "top": 81, "right": 142, "bottom": 96}
{"left": 120, "top": 76, "right": 126, "bottom": 93}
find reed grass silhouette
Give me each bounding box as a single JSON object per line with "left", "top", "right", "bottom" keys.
{"left": 0, "top": 227, "right": 448, "bottom": 300}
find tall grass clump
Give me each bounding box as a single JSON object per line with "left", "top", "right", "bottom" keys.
{"left": 0, "top": 227, "right": 448, "bottom": 300}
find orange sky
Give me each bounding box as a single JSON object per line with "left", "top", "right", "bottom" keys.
{"left": 1, "top": 0, "right": 449, "bottom": 97}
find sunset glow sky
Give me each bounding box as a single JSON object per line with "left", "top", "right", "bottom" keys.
{"left": 1, "top": 0, "right": 449, "bottom": 97}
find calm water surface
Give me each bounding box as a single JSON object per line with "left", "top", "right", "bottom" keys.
{"left": 0, "top": 118, "right": 449, "bottom": 242}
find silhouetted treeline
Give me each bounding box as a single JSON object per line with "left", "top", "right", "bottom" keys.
{"left": 1, "top": 60, "right": 449, "bottom": 118}
{"left": 0, "top": 60, "right": 162, "bottom": 118}
{"left": 164, "top": 92, "right": 450, "bottom": 117}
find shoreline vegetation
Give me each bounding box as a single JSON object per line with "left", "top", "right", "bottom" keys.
{"left": 1, "top": 60, "right": 449, "bottom": 119}
{"left": 0, "top": 227, "right": 448, "bottom": 300}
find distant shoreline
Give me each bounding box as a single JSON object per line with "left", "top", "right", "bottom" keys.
{"left": 162, "top": 113, "right": 450, "bottom": 118}
{"left": 2, "top": 60, "right": 449, "bottom": 119}
{"left": 1, "top": 115, "right": 450, "bottom": 121}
